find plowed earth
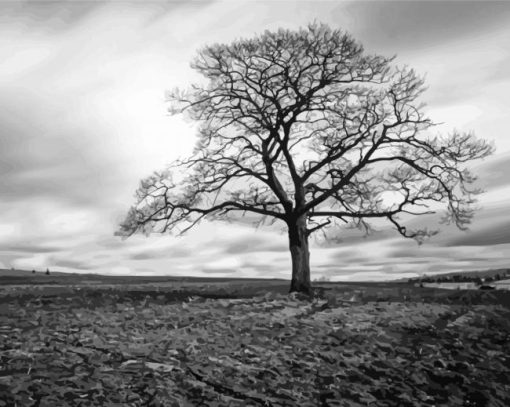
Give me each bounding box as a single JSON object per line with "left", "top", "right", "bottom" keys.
{"left": 0, "top": 282, "right": 509, "bottom": 406}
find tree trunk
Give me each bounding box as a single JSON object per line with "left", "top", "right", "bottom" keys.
{"left": 288, "top": 215, "right": 312, "bottom": 295}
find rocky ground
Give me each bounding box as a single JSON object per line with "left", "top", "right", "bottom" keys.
{"left": 0, "top": 283, "right": 509, "bottom": 406}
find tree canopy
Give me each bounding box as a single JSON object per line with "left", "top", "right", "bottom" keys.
{"left": 118, "top": 23, "right": 493, "bottom": 293}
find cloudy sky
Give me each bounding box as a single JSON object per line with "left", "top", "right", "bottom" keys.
{"left": 1, "top": 0, "right": 509, "bottom": 281}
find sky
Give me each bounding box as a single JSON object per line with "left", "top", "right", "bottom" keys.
{"left": 1, "top": 0, "right": 509, "bottom": 281}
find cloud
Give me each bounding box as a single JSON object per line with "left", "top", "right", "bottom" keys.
{"left": 130, "top": 252, "right": 164, "bottom": 261}
{"left": 222, "top": 236, "right": 288, "bottom": 255}
{"left": 0, "top": 1, "right": 100, "bottom": 32}
{"left": 321, "top": 227, "right": 396, "bottom": 246}
{"left": 130, "top": 245, "right": 192, "bottom": 261}
{"left": 51, "top": 259, "right": 93, "bottom": 271}
{"left": 388, "top": 246, "right": 452, "bottom": 260}
{"left": 329, "top": 246, "right": 376, "bottom": 264}
{"left": 0, "top": 243, "right": 62, "bottom": 254}
{"left": 431, "top": 202, "right": 510, "bottom": 246}
{"left": 342, "top": 1, "right": 510, "bottom": 52}
{"left": 446, "top": 221, "right": 510, "bottom": 247}
{"left": 474, "top": 152, "right": 510, "bottom": 191}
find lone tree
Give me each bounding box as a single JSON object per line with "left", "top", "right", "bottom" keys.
{"left": 118, "top": 24, "right": 492, "bottom": 295}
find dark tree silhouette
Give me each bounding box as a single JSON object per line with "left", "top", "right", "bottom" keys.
{"left": 118, "top": 23, "right": 493, "bottom": 295}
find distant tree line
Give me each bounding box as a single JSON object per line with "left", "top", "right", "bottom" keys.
{"left": 409, "top": 270, "right": 509, "bottom": 285}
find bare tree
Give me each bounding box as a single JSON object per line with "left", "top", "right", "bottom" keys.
{"left": 118, "top": 23, "right": 493, "bottom": 295}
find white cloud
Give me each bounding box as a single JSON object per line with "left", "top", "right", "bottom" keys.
{"left": 426, "top": 105, "right": 483, "bottom": 130}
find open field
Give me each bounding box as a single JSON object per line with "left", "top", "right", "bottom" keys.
{"left": 0, "top": 278, "right": 509, "bottom": 406}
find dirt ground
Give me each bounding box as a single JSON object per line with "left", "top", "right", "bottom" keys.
{"left": 0, "top": 280, "right": 509, "bottom": 406}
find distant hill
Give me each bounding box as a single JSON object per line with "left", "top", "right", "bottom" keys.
{"left": 0, "top": 268, "right": 286, "bottom": 285}
{"left": 3, "top": 267, "right": 509, "bottom": 286}
{"left": 0, "top": 268, "right": 70, "bottom": 277}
